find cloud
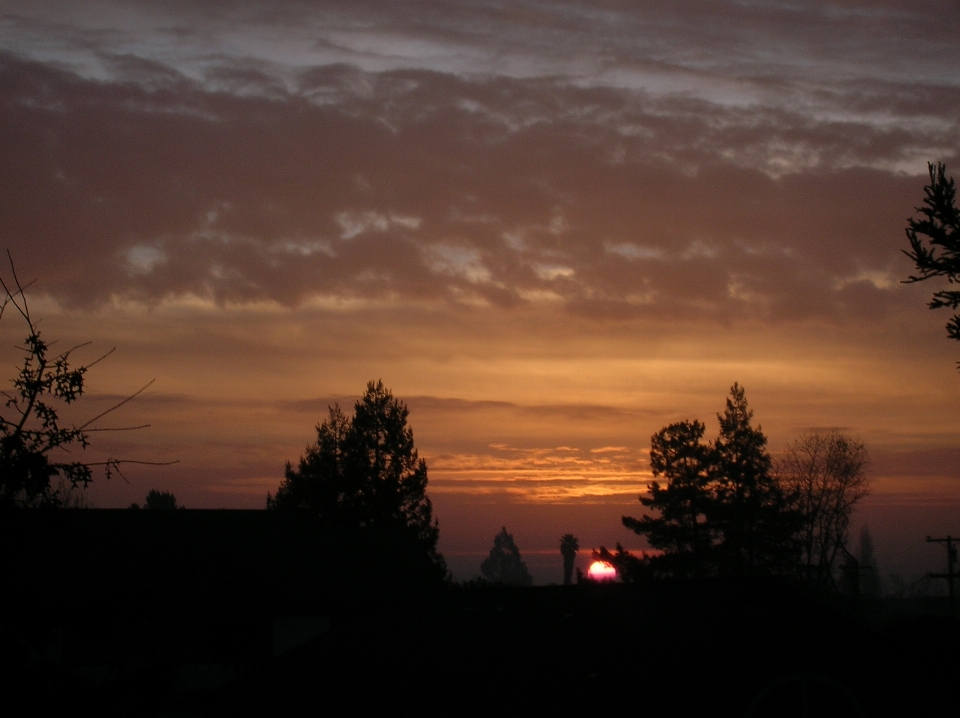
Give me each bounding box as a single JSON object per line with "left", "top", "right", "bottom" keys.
{"left": 427, "top": 443, "right": 649, "bottom": 503}
{"left": 0, "top": 1, "right": 958, "bottom": 326}
{"left": 2, "top": 50, "right": 954, "bottom": 326}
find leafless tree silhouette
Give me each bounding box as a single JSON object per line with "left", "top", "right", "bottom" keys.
{"left": 775, "top": 430, "right": 868, "bottom": 593}
{"left": 0, "top": 252, "right": 174, "bottom": 508}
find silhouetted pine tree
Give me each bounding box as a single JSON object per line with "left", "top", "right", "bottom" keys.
{"left": 269, "top": 381, "right": 445, "bottom": 579}
{"left": 710, "top": 384, "right": 800, "bottom": 576}
{"left": 622, "top": 420, "right": 716, "bottom": 578}
{"left": 903, "top": 162, "right": 960, "bottom": 344}
{"left": 481, "top": 527, "right": 532, "bottom": 586}
{"left": 624, "top": 384, "right": 801, "bottom": 579}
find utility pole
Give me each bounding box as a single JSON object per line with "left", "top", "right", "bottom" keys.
{"left": 926, "top": 535, "right": 958, "bottom": 619}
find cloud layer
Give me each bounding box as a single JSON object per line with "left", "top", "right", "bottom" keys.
{"left": 2, "top": 1, "right": 958, "bottom": 324}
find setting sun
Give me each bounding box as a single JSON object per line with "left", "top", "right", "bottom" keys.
{"left": 587, "top": 561, "right": 617, "bottom": 582}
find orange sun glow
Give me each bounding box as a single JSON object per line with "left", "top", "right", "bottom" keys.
{"left": 587, "top": 561, "right": 617, "bottom": 581}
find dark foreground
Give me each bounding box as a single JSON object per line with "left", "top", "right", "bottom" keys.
{"left": 3, "top": 510, "right": 958, "bottom": 717}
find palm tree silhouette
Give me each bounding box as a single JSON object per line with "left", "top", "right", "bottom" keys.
{"left": 560, "top": 534, "right": 579, "bottom": 585}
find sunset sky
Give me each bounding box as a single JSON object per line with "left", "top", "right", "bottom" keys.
{"left": 2, "top": 0, "right": 959, "bottom": 583}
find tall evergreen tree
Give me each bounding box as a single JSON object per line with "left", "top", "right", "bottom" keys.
{"left": 270, "top": 404, "right": 354, "bottom": 523}
{"left": 902, "top": 162, "right": 960, "bottom": 344}
{"left": 711, "top": 384, "right": 799, "bottom": 576}
{"left": 269, "top": 381, "right": 445, "bottom": 577}
{"left": 480, "top": 527, "right": 533, "bottom": 586}
{"left": 624, "top": 384, "right": 801, "bottom": 579}
{"left": 622, "top": 420, "right": 715, "bottom": 578}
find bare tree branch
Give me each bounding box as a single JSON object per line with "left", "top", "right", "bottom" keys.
{"left": 775, "top": 429, "right": 869, "bottom": 593}
{"left": 84, "top": 424, "right": 152, "bottom": 432}
{"left": 78, "top": 379, "right": 156, "bottom": 431}
{"left": 1, "top": 252, "right": 174, "bottom": 508}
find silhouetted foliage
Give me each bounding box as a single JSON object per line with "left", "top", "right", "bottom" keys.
{"left": 0, "top": 254, "right": 163, "bottom": 509}
{"left": 903, "top": 162, "right": 960, "bottom": 343}
{"left": 622, "top": 419, "right": 715, "bottom": 578}
{"left": 624, "top": 384, "right": 800, "bottom": 578}
{"left": 130, "top": 489, "right": 180, "bottom": 510}
{"left": 559, "top": 533, "right": 579, "bottom": 585}
{"left": 593, "top": 543, "right": 652, "bottom": 583}
{"left": 775, "top": 430, "right": 869, "bottom": 593}
{"left": 711, "top": 384, "right": 800, "bottom": 576}
{"left": 268, "top": 380, "right": 445, "bottom": 577}
{"left": 480, "top": 527, "right": 532, "bottom": 586}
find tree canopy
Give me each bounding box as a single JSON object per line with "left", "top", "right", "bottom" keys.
{"left": 623, "top": 419, "right": 715, "bottom": 578}
{"left": 130, "top": 489, "right": 181, "bottom": 510}
{"left": 903, "top": 162, "right": 960, "bottom": 342}
{"left": 480, "top": 527, "right": 533, "bottom": 586}
{"left": 623, "top": 384, "right": 800, "bottom": 579}
{"left": 711, "top": 384, "right": 800, "bottom": 576}
{"left": 269, "top": 380, "right": 445, "bottom": 577}
{"left": 0, "top": 254, "right": 163, "bottom": 509}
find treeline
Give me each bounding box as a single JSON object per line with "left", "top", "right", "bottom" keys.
{"left": 0, "top": 253, "right": 881, "bottom": 598}
{"left": 598, "top": 384, "right": 868, "bottom": 594}
{"left": 476, "top": 384, "right": 870, "bottom": 595}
